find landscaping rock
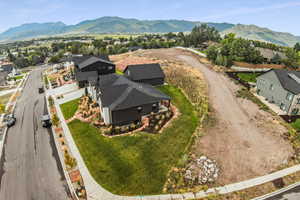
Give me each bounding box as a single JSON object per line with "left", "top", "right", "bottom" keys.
{"left": 184, "top": 156, "right": 219, "bottom": 185}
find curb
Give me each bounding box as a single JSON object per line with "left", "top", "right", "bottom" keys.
{"left": 252, "top": 181, "right": 300, "bottom": 200}
{"left": 45, "top": 93, "right": 80, "bottom": 200}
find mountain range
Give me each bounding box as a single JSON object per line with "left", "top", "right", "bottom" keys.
{"left": 0, "top": 16, "right": 299, "bottom": 47}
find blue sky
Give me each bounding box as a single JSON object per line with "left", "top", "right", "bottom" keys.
{"left": 0, "top": 0, "right": 299, "bottom": 35}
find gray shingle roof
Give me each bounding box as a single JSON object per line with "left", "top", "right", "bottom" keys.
{"left": 124, "top": 63, "right": 165, "bottom": 81}
{"left": 273, "top": 69, "right": 300, "bottom": 94}
{"left": 75, "top": 71, "right": 98, "bottom": 82}
{"left": 78, "top": 56, "right": 114, "bottom": 70}
{"left": 97, "top": 74, "right": 170, "bottom": 111}
{"left": 72, "top": 55, "right": 111, "bottom": 66}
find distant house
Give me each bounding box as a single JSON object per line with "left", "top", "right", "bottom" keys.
{"left": 73, "top": 55, "right": 115, "bottom": 88}
{"left": 0, "top": 64, "right": 14, "bottom": 73}
{"left": 0, "top": 71, "right": 8, "bottom": 86}
{"left": 256, "top": 69, "right": 300, "bottom": 115}
{"left": 88, "top": 74, "right": 171, "bottom": 126}
{"left": 256, "top": 47, "right": 287, "bottom": 64}
{"left": 123, "top": 63, "right": 165, "bottom": 86}
{"left": 128, "top": 46, "right": 142, "bottom": 52}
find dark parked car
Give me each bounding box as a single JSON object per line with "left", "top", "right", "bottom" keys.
{"left": 38, "top": 87, "right": 44, "bottom": 94}
{"left": 5, "top": 114, "right": 16, "bottom": 128}
{"left": 41, "top": 115, "right": 52, "bottom": 128}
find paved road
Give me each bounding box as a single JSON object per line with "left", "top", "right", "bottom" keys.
{"left": 254, "top": 184, "right": 300, "bottom": 200}
{"left": 0, "top": 69, "right": 70, "bottom": 200}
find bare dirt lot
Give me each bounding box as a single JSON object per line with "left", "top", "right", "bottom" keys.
{"left": 111, "top": 48, "right": 294, "bottom": 185}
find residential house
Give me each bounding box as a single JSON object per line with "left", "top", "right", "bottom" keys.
{"left": 123, "top": 63, "right": 165, "bottom": 86}
{"left": 73, "top": 55, "right": 115, "bottom": 88}
{"left": 256, "top": 69, "right": 300, "bottom": 115}
{"left": 88, "top": 74, "right": 171, "bottom": 126}
{"left": 0, "top": 71, "right": 8, "bottom": 86}
{"left": 256, "top": 47, "right": 287, "bottom": 64}
{"left": 0, "top": 64, "right": 14, "bottom": 73}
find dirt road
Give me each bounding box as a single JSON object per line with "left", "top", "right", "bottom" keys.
{"left": 125, "top": 48, "right": 293, "bottom": 185}
{"left": 177, "top": 53, "right": 293, "bottom": 184}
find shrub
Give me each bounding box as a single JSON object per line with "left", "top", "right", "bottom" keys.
{"left": 64, "top": 153, "right": 77, "bottom": 170}
{"left": 52, "top": 113, "right": 60, "bottom": 127}
{"left": 48, "top": 96, "right": 54, "bottom": 107}
{"left": 0, "top": 104, "right": 5, "bottom": 114}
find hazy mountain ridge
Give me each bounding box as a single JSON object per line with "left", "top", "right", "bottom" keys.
{"left": 0, "top": 16, "right": 299, "bottom": 46}
{"left": 222, "top": 24, "right": 300, "bottom": 46}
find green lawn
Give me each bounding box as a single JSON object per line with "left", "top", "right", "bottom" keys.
{"left": 67, "top": 85, "right": 199, "bottom": 195}
{"left": 292, "top": 119, "right": 300, "bottom": 132}
{"left": 237, "top": 72, "right": 260, "bottom": 83}
{"left": 8, "top": 75, "right": 24, "bottom": 81}
{"left": 60, "top": 98, "right": 80, "bottom": 120}
{"left": 116, "top": 69, "right": 124, "bottom": 75}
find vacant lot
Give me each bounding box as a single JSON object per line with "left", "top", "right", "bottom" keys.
{"left": 129, "top": 48, "right": 294, "bottom": 185}
{"left": 67, "top": 85, "right": 199, "bottom": 195}
{"left": 60, "top": 98, "right": 79, "bottom": 120}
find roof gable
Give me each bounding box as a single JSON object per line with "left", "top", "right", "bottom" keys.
{"left": 263, "top": 69, "right": 300, "bottom": 94}
{"left": 98, "top": 74, "right": 170, "bottom": 111}
{"left": 78, "top": 56, "right": 114, "bottom": 70}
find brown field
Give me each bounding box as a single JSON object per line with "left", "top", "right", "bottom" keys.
{"left": 233, "top": 61, "right": 286, "bottom": 69}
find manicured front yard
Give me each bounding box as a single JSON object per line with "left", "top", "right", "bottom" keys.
{"left": 237, "top": 72, "right": 260, "bottom": 83}
{"left": 60, "top": 98, "right": 80, "bottom": 120}
{"left": 8, "top": 75, "right": 24, "bottom": 81}
{"left": 67, "top": 85, "right": 199, "bottom": 195}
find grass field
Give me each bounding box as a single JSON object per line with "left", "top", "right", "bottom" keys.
{"left": 67, "top": 85, "right": 199, "bottom": 195}
{"left": 60, "top": 98, "right": 80, "bottom": 120}
{"left": 237, "top": 72, "right": 260, "bottom": 83}
{"left": 292, "top": 119, "right": 300, "bottom": 132}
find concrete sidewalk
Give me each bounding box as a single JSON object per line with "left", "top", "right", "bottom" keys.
{"left": 54, "top": 94, "right": 300, "bottom": 200}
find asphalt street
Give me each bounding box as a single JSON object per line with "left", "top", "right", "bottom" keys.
{"left": 260, "top": 184, "right": 300, "bottom": 200}
{"left": 0, "top": 69, "right": 70, "bottom": 200}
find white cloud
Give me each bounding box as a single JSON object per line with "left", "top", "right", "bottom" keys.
{"left": 201, "top": 1, "right": 300, "bottom": 21}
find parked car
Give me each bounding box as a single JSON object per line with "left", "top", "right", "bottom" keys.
{"left": 41, "top": 115, "right": 52, "bottom": 128}
{"left": 38, "top": 87, "right": 44, "bottom": 94}
{"left": 5, "top": 114, "right": 16, "bottom": 128}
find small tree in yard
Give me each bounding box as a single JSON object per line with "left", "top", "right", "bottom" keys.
{"left": 0, "top": 104, "right": 5, "bottom": 114}
{"left": 52, "top": 113, "right": 60, "bottom": 127}
{"left": 48, "top": 96, "right": 54, "bottom": 107}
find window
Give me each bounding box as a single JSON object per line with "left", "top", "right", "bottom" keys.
{"left": 108, "top": 66, "right": 113, "bottom": 70}
{"left": 297, "top": 98, "right": 300, "bottom": 104}
{"left": 152, "top": 103, "right": 157, "bottom": 110}
{"left": 280, "top": 103, "right": 286, "bottom": 111}
{"left": 269, "top": 84, "right": 274, "bottom": 91}
{"left": 286, "top": 92, "right": 293, "bottom": 101}
{"left": 137, "top": 106, "right": 142, "bottom": 112}
{"left": 292, "top": 108, "right": 299, "bottom": 115}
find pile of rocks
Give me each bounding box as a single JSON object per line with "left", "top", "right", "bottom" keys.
{"left": 184, "top": 156, "right": 219, "bottom": 185}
